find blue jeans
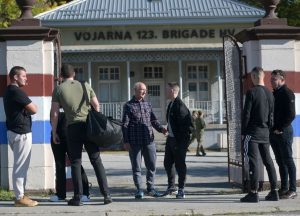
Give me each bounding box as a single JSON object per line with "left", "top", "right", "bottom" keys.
{"left": 270, "top": 125, "right": 296, "bottom": 192}
{"left": 129, "top": 143, "right": 157, "bottom": 191}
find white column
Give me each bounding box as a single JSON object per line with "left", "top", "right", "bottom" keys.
{"left": 88, "top": 61, "right": 92, "bottom": 85}
{"left": 178, "top": 60, "right": 183, "bottom": 99}
{"left": 127, "top": 61, "right": 131, "bottom": 101}
{"left": 217, "top": 59, "right": 223, "bottom": 124}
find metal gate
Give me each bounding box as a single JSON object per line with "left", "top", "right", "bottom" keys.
{"left": 223, "top": 35, "right": 246, "bottom": 189}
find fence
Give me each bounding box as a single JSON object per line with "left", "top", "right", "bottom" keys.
{"left": 186, "top": 100, "right": 226, "bottom": 124}
{"left": 100, "top": 100, "right": 226, "bottom": 124}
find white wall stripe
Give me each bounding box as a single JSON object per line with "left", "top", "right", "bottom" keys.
{"left": 295, "top": 93, "right": 300, "bottom": 115}
{"left": 0, "top": 96, "right": 52, "bottom": 122}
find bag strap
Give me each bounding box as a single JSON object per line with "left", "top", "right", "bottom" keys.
{"left": 81, "top": 81, "right": 90, "bottom": 106}
{"left": 76, "top": 82, "right": 89, "bottom": 114}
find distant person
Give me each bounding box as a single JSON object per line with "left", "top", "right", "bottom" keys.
{"left": 270, "top": 69, "right": 297, "bottom": 199}
{"left": 163, "top": 82, "right": 193, "bottom": 199}
{"left": 51, "top": 64, "right": 112, "bottom": 206}
{"left": 195, "top": 110, "right": 206, "bottom": 156}
{"left": 187, "top": 110, "right": 198, "bottom": 152}
{"left": 188, "top": 110, "right": 206, "bottom": 156}
{"left": 240, "top": 67, "right": 278, "bottom": 203}
{"left": 3, "top": 66, "right": 38, "bottom": 207}
{"left": 122, "top": 82, "right": 167, "bottom": 199}
{"left": 49, "top": 110, "right": 90, "bottom": 202}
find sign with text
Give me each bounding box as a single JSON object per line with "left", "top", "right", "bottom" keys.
{"left": 73, "top": 28, "right": 236, "bottom": 41}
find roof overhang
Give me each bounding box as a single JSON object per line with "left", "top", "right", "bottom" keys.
{"left": 61, "top": 43, "right": 223, "bottom": 53}
{"left": 40, "top": 17, "right": 261, "bottom": 27}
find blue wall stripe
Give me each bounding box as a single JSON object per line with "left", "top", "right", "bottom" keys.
{"left": 1, "top": 115, "right": 300, "bottom": 144}
{"left": 292, "top": 115, "right": 300, "bottom": 137}
{"left": 0, "top": 121, "right": 51, "bottom": 144}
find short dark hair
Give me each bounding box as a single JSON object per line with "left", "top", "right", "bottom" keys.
{"left": 60, "top": 64, "right": 75, "bottom": 79}
{"left": 168, "top": 82, "right": 180, "bottom": 89}
{"left": 9, "top": 66, "right": 26, "bottom": 80}
{"left": 271, "top": 69, "right": 285, "bottom": 80}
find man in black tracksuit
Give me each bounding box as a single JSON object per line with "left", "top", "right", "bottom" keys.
{"left": 241, "top": 67, "right": 278, "bottom": 203}
{"left": 270, "top": 69, "right": 297, "bottom": 199}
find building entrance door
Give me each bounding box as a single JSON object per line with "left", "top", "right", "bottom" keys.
{"left": 145, "top": 82, "right": 165, "bottom": 122}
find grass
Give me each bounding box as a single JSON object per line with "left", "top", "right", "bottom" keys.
{"left": 0, "top": 188, "right": 52, "bottom": 201}
{"left": 0, "top": 188, "right": 14, "bottom": 201}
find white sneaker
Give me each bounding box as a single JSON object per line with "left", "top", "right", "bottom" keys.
{"left": 49, "top": 195, "right": 65, "bottom": 202}
{"left": 80, "top": 195, "right": 90, "bottom": 202}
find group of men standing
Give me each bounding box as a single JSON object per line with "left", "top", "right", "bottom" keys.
{"left": 3, "top": 64, "right": 193, "bottom": 206}
{"left": 3, "top": 64, "right": 297, "bottom": 207}
{"left": 241, "top": 67, "right": 297, "bottom": 202}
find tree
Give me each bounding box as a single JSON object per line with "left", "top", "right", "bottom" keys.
{"left": 239, "top": 0, "right": 300, "bottom": 26}
{"left": 0, "top": 0, "right": 74, "bottom": 28}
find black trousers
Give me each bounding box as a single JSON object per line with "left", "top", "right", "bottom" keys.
{"left": 270, "top": 125, "right": 296, "bottom": 192}
{"left": 164, "top": 136, "right": 188, "bottom": 189}
{"left": 67, "top": 122, "right": 110, "bottom": 199}
{"left": 51, "top": 136, "right": 89, "bottom": 199}
{"left": 243, "top": 135, "right": 277, "bottom": 191}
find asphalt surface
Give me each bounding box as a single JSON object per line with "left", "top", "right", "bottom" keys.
{"left": 1, "top": 151, "right": 300, "bottom": 216}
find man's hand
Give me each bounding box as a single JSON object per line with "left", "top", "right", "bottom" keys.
{"left": 162, "top": 127, "right": 168, "bottom": 135}
{"left": 273, "top": 129, "right": 283, "bottom": 135}
{"left": 52, "top": 132, "right": 60, "bottom": 144}
{"left": 123, "top": 143, "right": 131, "bottom": 151}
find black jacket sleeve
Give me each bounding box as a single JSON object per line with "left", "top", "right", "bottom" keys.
{"left": 242, "top": 90, "right": 252, "bottom": 135}
{"left": 280, "top": 88, "right": 295, "bottom": 130}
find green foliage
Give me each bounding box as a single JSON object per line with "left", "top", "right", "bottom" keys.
{"left": 239, "top": 0, "right": 300, "bottom": 26}
{"left": 0, "top": 0, "right": 20, "bottom": 28}
{"left": 0, "top": 188, "right": 14, "bottom": 201}
{"left": 0, "top": 0, "right": 74, "bottom": 28}
{"left": 277, "top": 0, "right": 300, "bottom": 26}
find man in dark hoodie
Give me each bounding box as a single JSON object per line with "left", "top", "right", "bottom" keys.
{"left": 240, "top": 67, "right": 278, "bottom": 203}
{"left": 270, "top": 69, "right": 297, "bottom": 199}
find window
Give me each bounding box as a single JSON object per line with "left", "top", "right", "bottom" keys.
{"left": 187, "top": 64, "right": 209, "bottom": 101}
{"left": 148, "top": 85, "right": 160, "bottom": 97}
{"left": 144, "top": 66, "right": 163, "bottom": 79}
{"left": 98, "top": 66, "right": 121, "bottom": 103}
{"left": 74, "top": 66, "right": 84, "bottom": 81}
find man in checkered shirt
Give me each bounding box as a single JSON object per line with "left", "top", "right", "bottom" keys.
{"left": 122, "top": 82, "right": 167, "bottom": 199}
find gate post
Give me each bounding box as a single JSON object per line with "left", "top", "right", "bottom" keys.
{"left": 235, "top": 5, "right": 300, "bottom": 189}
{"left": 0, "top": 2, "right": 59, "bottom": 191}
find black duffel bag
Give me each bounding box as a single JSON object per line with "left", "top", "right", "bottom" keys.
{"left": 81, "top": 82, "right": 123, "bottom": 147}
{"left": 86, "top": 110, "right": 123, "bottom": 147}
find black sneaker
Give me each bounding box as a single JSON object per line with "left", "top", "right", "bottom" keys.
{"left": 278, "top": 189, "right": 288, "bottom": 199}
{"left": 265, "top": 190, "right": 279, "bottom": 201}
{"left": 68, "top": 198, "right": 83, "bottom": 206}
{"left": 240, "top": 192, "right": 259, "bottom": 203}
{"left": 104, "top": 195, "right": 112, "bottom": 205}
{"left": 145, "top": 188, "right": 162, "bottom": 197}
{"left": 134, "top": 190, "right": 144, "bottom": 199}
{"left": 176, "top": 188, "right": 185, "bottom": 199}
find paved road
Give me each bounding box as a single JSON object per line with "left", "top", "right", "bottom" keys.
{"left": 1, "top": 151, "right": 300, "bottom": 216}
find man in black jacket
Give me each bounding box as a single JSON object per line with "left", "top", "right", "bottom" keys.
{"left": 163, "top": 82, "right": 193, "bottom": 199}
{"left": 240, "top": 67, "right": 278, "bottom": 203}
{"left": 270, "top": 69, "right": 297, "bottom": 199}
